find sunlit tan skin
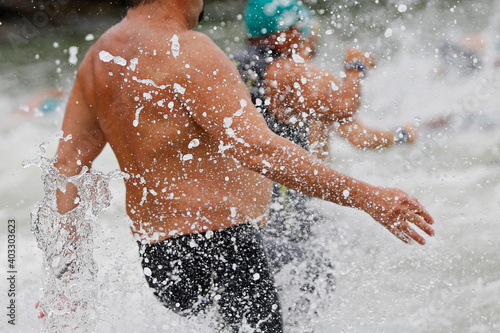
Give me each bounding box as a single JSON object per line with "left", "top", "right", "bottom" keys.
{"left": 55, "top": 0, "right": 434, "bottom": 246}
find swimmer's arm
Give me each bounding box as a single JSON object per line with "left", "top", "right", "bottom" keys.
{"left": 54, "top": 75, "right": 107, "bottom": 214}
{"left": 337, "top": 119, "right": 417, "bottom": 150}
{"left": 320, "top": 47, "right": 376, "bottom": 121}
{"left": 267, "top": 48, "right": 374, "bottom": 124}
{"left": 266, "top": 61, "right": 361, "bottom": 123}
{"left": 183, "top": 35, "right": 434, "bottom": 244}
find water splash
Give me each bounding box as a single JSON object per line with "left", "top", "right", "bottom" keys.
{"left": 171, "top": 34, "right": 180, "bottom": 58}
{"left": 23, "top": 143, "right": 124, "bottom": 332}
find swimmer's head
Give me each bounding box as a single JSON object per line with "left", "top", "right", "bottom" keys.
{"left": 245, "top": 0, "right": 315, "bottom": 39}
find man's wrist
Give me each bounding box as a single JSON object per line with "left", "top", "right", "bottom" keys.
{"left": 336, "top": 177, "right": 377, "bottom": 211}
{"left": 344, "top": 60, "right": 367, "bottom": 76}
{"left": 393, "top": 126, "right": 408, "bottom": 144}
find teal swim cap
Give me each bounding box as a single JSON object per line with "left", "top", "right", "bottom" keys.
{"left": 40, "top": 98, "right": 62, "bottom": 114}
{"left": 245, "top": 0, "right": 313, "bottom": 38}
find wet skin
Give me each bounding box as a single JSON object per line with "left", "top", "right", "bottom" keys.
{"left": 55, "top": 0, "right": 434, "bottom": 245}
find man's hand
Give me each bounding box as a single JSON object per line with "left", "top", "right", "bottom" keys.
{"left": 344, "top": 47, "right": 376, "bottom": 69}
{"left": 366, "top": 187, "right": 434, "bottom": 245}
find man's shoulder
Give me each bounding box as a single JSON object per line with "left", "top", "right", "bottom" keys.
{"left": 79, "top": 31, "right": 114, "bottom": 67}
{"left": 175, "top": 31, "right": 230, "bottom": 67}
{"left": 177, "top": 30, "right": 220, "bottom": 53}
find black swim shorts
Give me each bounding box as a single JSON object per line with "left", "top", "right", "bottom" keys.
{"left": 138, "top": 223, "right": 283, "bottom": 332}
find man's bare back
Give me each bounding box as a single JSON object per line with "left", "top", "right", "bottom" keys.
{"left": 57, "top": 4, "right": 273, "bottom": 242}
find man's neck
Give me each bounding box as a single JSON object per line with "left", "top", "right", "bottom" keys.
{"left": 127, "top": 0, "right": 198, "bottom": 30}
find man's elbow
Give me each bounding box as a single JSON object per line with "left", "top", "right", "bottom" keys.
{"left": 227, "top": 139, "right": 276, "bottom": 174}
{"left": 231, "top": 148, "right": 265, "bottom": 173}
{"left": 341, "top": 99, "right": 360, "bottom": 118}
{"left": 323, "top": 100, "right": 358, "bottom": 123}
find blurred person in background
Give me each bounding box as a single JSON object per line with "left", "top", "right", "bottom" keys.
{"left": 2, "top": 88, "right": 65, "bottom": 131}
{"left": 233, "top": 0, "right": 420, "bottom": 326}
{"left": 234, "top": 0, "right": 418, "bottom": 266}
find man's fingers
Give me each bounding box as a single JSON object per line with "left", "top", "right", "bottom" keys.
{"left": 402, "top": 222, "right": 426, "bottom": 245}
{"left": 402, "top": 209, "right": 435, "bottom": 237}
{"left": 395, "top": 196, "right": 435, "bottom": 235}
{"left": 412, "top": 205, "right": 434, "bottom": 225}
{"left": 388, "top": 220, "right": 413, "bottom": 244}
{"left": 388, "top": 218, "right": 426, "bottom": 245}
{"left": 415, "top": 215, "right": 435, "bottom": 237}
{"left": 420, "top": 209, "right": 435, "bottom": 226}
{"left": 377, "top": 190, "right": 435, "bottom": 245}
{"left": 407, "top": 199, "right": 435, "bottom": 225}
{"left": 393, "top": 199, "right": 434, "bottom": 239}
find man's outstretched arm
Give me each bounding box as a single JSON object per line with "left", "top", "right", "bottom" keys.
{"left": 182, "top": 34, "right": 434, "bottom": 245}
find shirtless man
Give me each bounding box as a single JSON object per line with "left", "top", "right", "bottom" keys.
{"left": 53, "top": 0, "right": 434, "bottom": 331}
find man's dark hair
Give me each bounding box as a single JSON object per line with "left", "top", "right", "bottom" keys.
{"left": 129, "top": 0, "right": 156, "bottom": 8}
{"left": 128, "top": 0, "right": 204, "bottom": 23}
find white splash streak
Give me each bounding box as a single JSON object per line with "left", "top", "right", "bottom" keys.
{"left": 171, "top": 34, "right": 180, "bottom": 58}
{"left": 139, "top": 187, "right": 148, "bottom": 206}
{"left": 292, "top": 53, "right": 305, "bottom": 63}
{"left": 188, "top": 139, "right": 200, "bottom": 149}
{"left": 221, "top": 99, "right": 250, "bottom": 146}
{"left": 234, "top": 99, "right": 246, "bottom": 116}
{"left": 132, "top": 76, "right": 167, "bottom": 90}
{"left": 174, "top": 83, "right": 186, "bottom": 94}
{"left": 133, "top": 106, "right": 144, "bottom": 127}
{"left": 223, "top": 117, "right": 233, "bottom": 128}
{"left": 99, "top": 50, "right": 127, "bottom": 66}
{"left": 128, "top": 58, "right": 138, "bottom": 71}
{"left": 182, "top": 154, "right": 193, "bottom": 161}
